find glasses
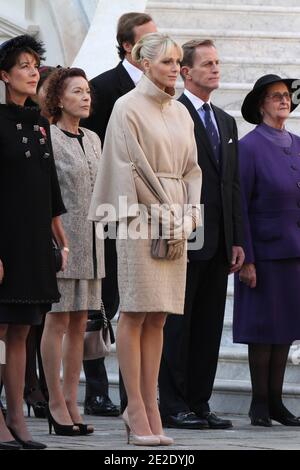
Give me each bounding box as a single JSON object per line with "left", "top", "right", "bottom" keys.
{"left": 265, "top": 92, "right": 293, "bottom": 102}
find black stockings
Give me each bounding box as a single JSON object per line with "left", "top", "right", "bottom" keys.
{"left": 248, "top": 343, "right": 292, "bottom": 418}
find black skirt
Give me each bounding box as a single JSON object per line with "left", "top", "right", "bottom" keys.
{"left": 0, "top": 303, "right": 51, "bottom": 325}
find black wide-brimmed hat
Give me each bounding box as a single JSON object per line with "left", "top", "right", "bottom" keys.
{"left": 0, "top": 34, "right": 46, "bottom": 70}
{"left": 241, "top": 74, "right": 300, "bottom": 124}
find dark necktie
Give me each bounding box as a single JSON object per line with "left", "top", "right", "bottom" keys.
{"left": 202, "top": 102, "right": 221, "bottom": 166}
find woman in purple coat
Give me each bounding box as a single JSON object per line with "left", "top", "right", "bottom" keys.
{"left": 233, "top": 74, "right": 300, "bottom": 427}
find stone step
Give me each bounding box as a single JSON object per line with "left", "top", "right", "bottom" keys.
{"left": 104, "top": 328, "right": 300, "bottom": 384}
{"left": 220, "top": 57, "right": 300, "bottom": 84}
{"left": 208, "top": 83, "right": 252, "bottom": 111}
{"left": 78, "top": 374, "right": 300, "bottom": 416}
{"left": 216, "top": 346, "right": 300, "bottom": 383}
{"left": 228, "top": 110, "right": 300, "bottom": 138}
{"left": 178, "top": 56, "right": 300, "bottom": 86}
{"left": 210, "top": 378, "right": 300, "bottom": 415}
{"left": 176, "top": 82, "right": 252, "bottom": 110}
{"left": 159, "top": 28, "right": 300, "bottom": 61}
{"left": 147, "top": 2, "right": 300, "bottom": 32}
{"left": 149, "top": 0, "right": 300, "bottom": 6}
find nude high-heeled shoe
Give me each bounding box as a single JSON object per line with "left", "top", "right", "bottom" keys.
{"left": 155, "top": 434, "right": 174, "bottom": 446}
{"left": 122, "top": 409, "right": 160, "bottom": 446}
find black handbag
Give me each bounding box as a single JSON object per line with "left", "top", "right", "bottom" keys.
{"left": 52, "top": 237, "right": 62, "bottom": 272}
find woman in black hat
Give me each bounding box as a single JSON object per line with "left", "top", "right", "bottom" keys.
{"left": 0, "top": 35, "right": 69, "bottom": 448}
{"left": 233, "top": 74, "right": 300, "bottom": 426}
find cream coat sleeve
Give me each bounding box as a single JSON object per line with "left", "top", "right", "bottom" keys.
{"left": 88, "top": 101, "right": 139, "bottom": 223}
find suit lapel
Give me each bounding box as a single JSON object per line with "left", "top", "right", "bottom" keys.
{"left": 212, "top": 104, "right": 228, "bottom": 176}
{"left": 116, "top": 62, "right": 135, "bottom": 95}
{"left": 179, "top": 94, "right": 219, "bottom": 172}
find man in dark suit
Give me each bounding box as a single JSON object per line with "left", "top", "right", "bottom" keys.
{"left": 82, "top": 12, "right": 157, "bottom": 417}
{"left": 159, "top": 39, "right": 245, "bottom": 429}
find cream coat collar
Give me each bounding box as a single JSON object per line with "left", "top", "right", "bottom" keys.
{"left": 136, "top": 74, "right": 175, "bottom": 105}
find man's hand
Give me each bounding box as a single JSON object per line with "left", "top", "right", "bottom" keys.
{"left": 239, "top": 263, "right": 256, "bottom": 288}
{"left": 230, "top": 246, "right": 245, "bottom": 274}
{"left": 0, "top": 259, "right": 4, "bottom": 284}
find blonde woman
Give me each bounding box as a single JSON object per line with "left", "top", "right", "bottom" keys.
{"left": 89, "top": 33, "right": 202, "bottom": 446}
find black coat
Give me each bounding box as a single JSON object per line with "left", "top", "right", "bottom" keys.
{"left": 178, "top": 94, "right": 243, "bottom": 263}
{"left": 0, "top": 104, "right": 66, "bottom": 303}
{"left": 83, "top": 62, "right": 135, "bottom": 145}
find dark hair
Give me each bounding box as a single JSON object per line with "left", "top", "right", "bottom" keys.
{"left": 0, "top": 34, "right": 45, "bottom": 71}
{"left": 180, "top": 39, "right": 216, "bottom": 74}
{"left": 117, "top": 12, "right": 153, "bottom": 60}
{"left": 45, "top": 67, "right": 90, "bottom": 121}
{"left": 37, "top": 66, "right": 56, "bottom": 92}
{"left": 256, "top": 89, "right": 268, "bottom": 124}
{"left": 1, "top": 47, "right": 40, "bottom": 72}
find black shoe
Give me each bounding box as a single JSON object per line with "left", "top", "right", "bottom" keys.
{"left": 84, "top": 395, "right": 120, "bottom": 417}
{"left": 162, "top": 411, "right": 209, "bottom": 429}
{"left": 270, "top": 414, "right": 300, "bottom": 426}
{"left": 250, "top": 416, "right": 272, "bottom": 427}
{"left": 196, "top": 411, "right": 233, "bottom": 429}
{"left": 24, "top": 388, "right": 47, "bottom": 419}
{"left": 269, "top": 402, "right": 300, "bottom": 426}
{"left": 249, "top": 403, "right": 272, "bottom": 427}
{"left": 0, "top": 440, "right": 22, "bottom": 450}
{"left": 7, "top": 426, "right": 47, "bottom": 450}
{"left": 73, "top": 423, "right": 94, "bottom": 435}
{"left": 46, "top": 406, "right": 80, "bottom": 437}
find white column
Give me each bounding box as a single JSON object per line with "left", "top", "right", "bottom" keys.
{"left": 72, "top": 0, "right": 148, "bottom": 79}
{"left": 0, "top": 0, "right": 27, "bottom": 22}
{"left": 45, "top": 0, "right": 88, "bottom": 66}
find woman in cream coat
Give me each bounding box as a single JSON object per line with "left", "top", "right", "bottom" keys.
{"left": 41, "top": 68, "right": 105, "bottom": 436}
{"left": 89, "top": 33, "right": 202, "bottom": 446}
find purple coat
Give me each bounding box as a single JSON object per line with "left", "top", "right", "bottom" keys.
{"left": 240, "top": 128, "right": 300, "bottom": 263}
{"left": 233, "top": 126, "right": 300, "bottom": 344}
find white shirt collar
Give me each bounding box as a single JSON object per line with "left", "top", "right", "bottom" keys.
{"left": 183, "top": 89, "right": 212, "bottom": 111}
{"left": 122, "top": 59, "right": 143, "bottom": 86}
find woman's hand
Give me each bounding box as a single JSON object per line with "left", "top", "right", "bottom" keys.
{"left": 61, "top": 248, "right": 69, "bottom": 272}
{"left": 167, "top": 239, "right": 185, "bottom": 260}
{"left": 239, "top": 263, "right": 256, "bottom": 288}
{"left": 0, "top": 259, "right": 4, "bottom": 284}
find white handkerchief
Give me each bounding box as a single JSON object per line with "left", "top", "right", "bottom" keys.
{"left": 228, "top": 138, "right": 233, "bottom": 144}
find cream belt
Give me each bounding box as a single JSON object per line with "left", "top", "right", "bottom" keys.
{"left": 155, "top": 172, "right": 183, "bottom": 180}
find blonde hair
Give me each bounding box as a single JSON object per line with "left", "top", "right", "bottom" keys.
{"left": 132, "top": 33, "right": 183, "bottom": 64}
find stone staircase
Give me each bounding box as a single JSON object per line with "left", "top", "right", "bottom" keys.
{"left": 96, "top": 1, "right": 300, "bottom": 415}
{"left": 97, "top": 276, "right": 300, "bottom": 415}
{"left": 146, "top": 0, "right": 300, "bottom": 137}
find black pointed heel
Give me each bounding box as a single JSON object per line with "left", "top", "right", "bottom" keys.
{"left": 0, "top": 440, "right": 22, "bottom": 450}
{"left": 73, "top": 423, "right": 94, "bottom": 435}
{"left": 24, "top": 388, "right": 47, "bottom": 418}
{"left": 7, "top": 427, "right": 47, "bottom": 450}
{"left": 250, "top": 416, "right": 272, "bottom": 427}
{"left": 46, "top": 406, "right": 80, "bottom": 436}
